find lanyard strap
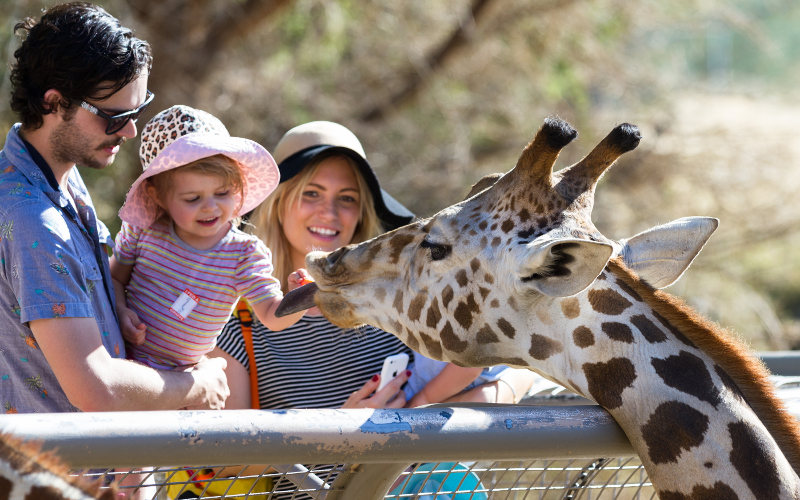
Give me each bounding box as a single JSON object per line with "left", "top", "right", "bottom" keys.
{"left": 236, "top": 300, "right": 261, "bottom": 410}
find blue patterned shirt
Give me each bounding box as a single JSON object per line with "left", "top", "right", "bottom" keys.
{"left": 0, "top": 124, "right": 124, "bottom": 413}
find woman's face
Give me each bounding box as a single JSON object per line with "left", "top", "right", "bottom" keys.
{"left": 282, "top": 156, "right": 362, "bottom": 269}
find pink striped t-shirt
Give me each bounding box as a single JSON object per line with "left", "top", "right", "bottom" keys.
{"left": 114, "top": 221, "right": 281, "bottom": 369}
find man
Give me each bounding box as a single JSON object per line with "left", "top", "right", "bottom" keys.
{"left": 0, "top": 2, "right": 229, "bottom": 413}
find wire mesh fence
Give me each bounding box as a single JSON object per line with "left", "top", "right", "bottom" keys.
{"left": 67, "top": 458, "right": 660, "bottom": 499}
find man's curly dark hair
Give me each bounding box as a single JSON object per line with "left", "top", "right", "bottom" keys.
{"left": 9, "top": 2, "right": 152, "bottom": 129}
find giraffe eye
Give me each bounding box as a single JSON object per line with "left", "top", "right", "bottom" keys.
{"left": 421, "top": 239, "right": 452, "bottom": 261}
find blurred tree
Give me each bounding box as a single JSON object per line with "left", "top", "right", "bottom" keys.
{"left": 1, "top": 0, "right": 799, "bottom": 347}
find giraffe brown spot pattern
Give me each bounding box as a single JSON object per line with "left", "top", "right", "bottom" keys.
{"left": 641, "top": 401, "right": 709, "bottom": 464}
{"left": 455, "top": 269, "right": 469, "bottom": 287}
{"left": 407, "top": 292, "right": 427, "bottom": 322}
{"left": 0, "top": 477, "right": 11, "bottom": 498}
{"left": 528, "top": 333, "right": 562, "bottom": 360}
{"left": 714, "top": 365, "right": 746, "bottom": 403}
{"left": 496, "top": 318, "right": 515, "bottom": 339}
{"left": 404, "top": 327, "right": 420, "bottom": 352}
{"left": 729, "top": 420, "right": 781, "bottom": 500}
{"left": 588, "top": 288, "right": 632, "bottom": 315}
{"left": 560, "top": 297, "right": 580, "bottom": 319}
{"left": 454, "top": 294, "right": 479, "bottom": 329}
{"left": 651, "top": 351, "right": 721, "bottom": 408}
{"left": 392, "top": 290, "right": 404, "bottom": 314}
{"left": 588, "top": 288, "right": 632, "bottom": 316}
{"left": 601, "top": 322, "right": 634, "bottom": 343}
{"left": 470, "top": 258, "right": 480, "bottom": 273}
{"left": 630, "top": 314, "right": 667, "bottom": 343}
{"left": 441, "top": 321, "right": 468, "bottom": 353}
{"left": 425, "top": 298, "right": 442, "bottom": 328}
{"left": 477, "top": 325, "right": 500, "bottom": 344}
{"left": 615, "top": 279, "right": 642, "bottom": 302}
{"left": 653, "top": 312, "right": 696, "bottom": 348}
{"left": 659, "top": 481, "right": 739, "bottom": 500}
{"left": 420, "top": 332, "right": 442, "bottom": 360}
{"left": 583, "top": 357, "right": 636, "bottom": 409}
{"left": 388, "top": 233, "right": 415, "bottom": 264}
{"left": 573, "top": 326, "right": 594, "bottom": 348}
{"left": 27, "top": 485, "right": 70, "bottom": 499}
{"left": 442, "top": 285, "right": 454, "bottom": 308}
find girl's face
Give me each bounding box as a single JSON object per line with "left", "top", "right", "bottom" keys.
{"left": 282, "top": 156, "right": 362, "bottom": 269}
{"left": 152, "top": 169, "right": 238, "bottom": 250}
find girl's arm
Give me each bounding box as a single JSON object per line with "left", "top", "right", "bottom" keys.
{"left": 108, "top": 255, "right": 147, "bottom": 345}
{"left": 407, "top": 364, "right": 484, "bottom": 407}
{"left": 250, "top": 269, "right": 311, "bottom": 331}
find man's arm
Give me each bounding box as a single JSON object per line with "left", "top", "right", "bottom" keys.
{"left": 30, "top": 316, "right": 229, "bottom": 411}
{"left": 108, "top": 255, "right": 147, "bottom": 345}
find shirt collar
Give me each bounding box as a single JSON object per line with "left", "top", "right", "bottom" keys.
{"left": 18, "top": 133, "right": 60, "bottom": 191}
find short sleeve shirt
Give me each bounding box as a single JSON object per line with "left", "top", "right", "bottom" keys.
{"left": 116, "top": 221, "right": 281, "bottom": 369}
{"left": 0, "top": 124, "right": 124, "bottom": 413}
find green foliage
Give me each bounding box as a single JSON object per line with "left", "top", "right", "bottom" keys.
{"left": 1, "top": 0, "right": 798, "bottom": 347}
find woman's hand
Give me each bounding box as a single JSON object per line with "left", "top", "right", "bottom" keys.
{"left": 341, "top": 370, "right": 411, "bottom": 409}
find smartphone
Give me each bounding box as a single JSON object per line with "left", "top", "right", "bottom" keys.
{"left": 377, "top": 353, "right": 409, "bottom": 391}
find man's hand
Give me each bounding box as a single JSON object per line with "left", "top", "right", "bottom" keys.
{"left": 185, "top": 356, "right": 230, "bottom": 410}
{"left": 118, "top": 306, "right": 147, "bottom": 345}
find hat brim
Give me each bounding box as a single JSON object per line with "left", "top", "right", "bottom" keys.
{"left": 120, "top": 133, "right": 279, "bottom": 228}
{"left": 279, "top": 145, "right": 414, "bottom": 231}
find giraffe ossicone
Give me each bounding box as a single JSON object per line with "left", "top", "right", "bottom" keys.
{"left": 285, "top": 117, "right": 800, "bottom": 499}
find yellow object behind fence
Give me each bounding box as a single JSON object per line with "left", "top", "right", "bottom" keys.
{"left": 165, "top": 468, "right": 272, "bottom": 499}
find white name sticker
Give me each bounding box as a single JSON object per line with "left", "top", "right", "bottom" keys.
{"left": 169, "top": 289, "right": 199, "bottom": 320}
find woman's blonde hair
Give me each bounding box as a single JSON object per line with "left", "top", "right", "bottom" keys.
{"left": 147, "top": 154, "right": 244, "bottom": 224}
{"left": 248, "top": 154, "right": 382, "bottom": 290}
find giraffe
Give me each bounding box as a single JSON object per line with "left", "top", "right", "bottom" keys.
{"left": 0, "top": 433, "right": 115, "bottom": 499}
{"left": 279, "top": 117, "right": 800, "bottom": 499}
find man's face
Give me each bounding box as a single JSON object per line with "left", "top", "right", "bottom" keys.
{"left": 50, "top": 74, "right": 149, "bottom": 170}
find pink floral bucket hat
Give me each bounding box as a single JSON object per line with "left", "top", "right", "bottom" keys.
{"left": 119, "top": 105, "right": 279, "bottom": 228}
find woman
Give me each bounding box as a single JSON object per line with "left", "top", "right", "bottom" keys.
{"left": 209, "top": 121, "right": 535, "bottom": 410}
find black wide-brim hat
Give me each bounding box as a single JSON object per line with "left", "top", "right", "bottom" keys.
{"left": 273, "top": 121, "right": 415, "bottom": 231}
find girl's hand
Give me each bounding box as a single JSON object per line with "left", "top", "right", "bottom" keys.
{"left": 119, "top": 306, "right": 147, "bottom": 345}
{"left": 341, "top": 370, "right": 411, "bottom": 409}
{"left": 287, "top": 268, "right": 314, "bottom": 291}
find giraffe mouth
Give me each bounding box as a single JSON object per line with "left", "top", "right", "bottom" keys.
{"left": 275, "top": 282, "right": 319, "bottom": 317}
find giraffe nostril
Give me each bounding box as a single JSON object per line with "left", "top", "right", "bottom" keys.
{"left": 326, "top": 247, "right": 347, "bottom": 266}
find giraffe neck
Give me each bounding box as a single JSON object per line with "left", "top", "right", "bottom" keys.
{"left": 543, "top": 259, "right": 800, "bottom": 499}
{"left": 0, "top": 434, "right": 111, "bottom": 499}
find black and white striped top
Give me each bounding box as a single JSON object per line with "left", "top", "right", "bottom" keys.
{"left": 216, "top": 313, "right": 413, "bottom": 409}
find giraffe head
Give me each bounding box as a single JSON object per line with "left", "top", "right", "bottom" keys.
{"left": 281, "top": 117, "right": 715, "bottom": 366}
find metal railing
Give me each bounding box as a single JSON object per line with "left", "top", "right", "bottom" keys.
{"left": 1, "top": 353, "right": 798, "bottom": 499}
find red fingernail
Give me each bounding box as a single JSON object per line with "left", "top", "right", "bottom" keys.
{"left": 405, "top": 370, "right": 412, "bottom": 377}
{"left": 371, "top": 374, "right": 380, "bottom": 382}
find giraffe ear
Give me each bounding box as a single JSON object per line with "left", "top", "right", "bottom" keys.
{"left": 520, "top": 238, "right": 613, "bottom": 297}
{"left": 619, "top": 216, "right": 718, "bottom": 288}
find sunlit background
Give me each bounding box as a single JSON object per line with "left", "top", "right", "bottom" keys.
{"left": 2, "top": 0, "right": 799, "bottom": 350}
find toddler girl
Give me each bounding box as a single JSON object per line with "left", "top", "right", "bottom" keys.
{"left": 111, "top": 105, "right": 307, "bottom": 369}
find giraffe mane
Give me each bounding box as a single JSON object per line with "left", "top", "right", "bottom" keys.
{"left": 607, "top": 259, "right": 800, "bottom": 472}
{"left": 0, "top": 432, "right": 116, "bottom": 499}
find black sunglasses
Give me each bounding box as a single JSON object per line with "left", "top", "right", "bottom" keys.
{"left": 80, "top": 90, "right": 155, "bottom": 135}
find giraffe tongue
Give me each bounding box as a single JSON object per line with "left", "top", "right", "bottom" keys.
{"left": 275, "top": 282, "right": 319, "bottom": 317}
